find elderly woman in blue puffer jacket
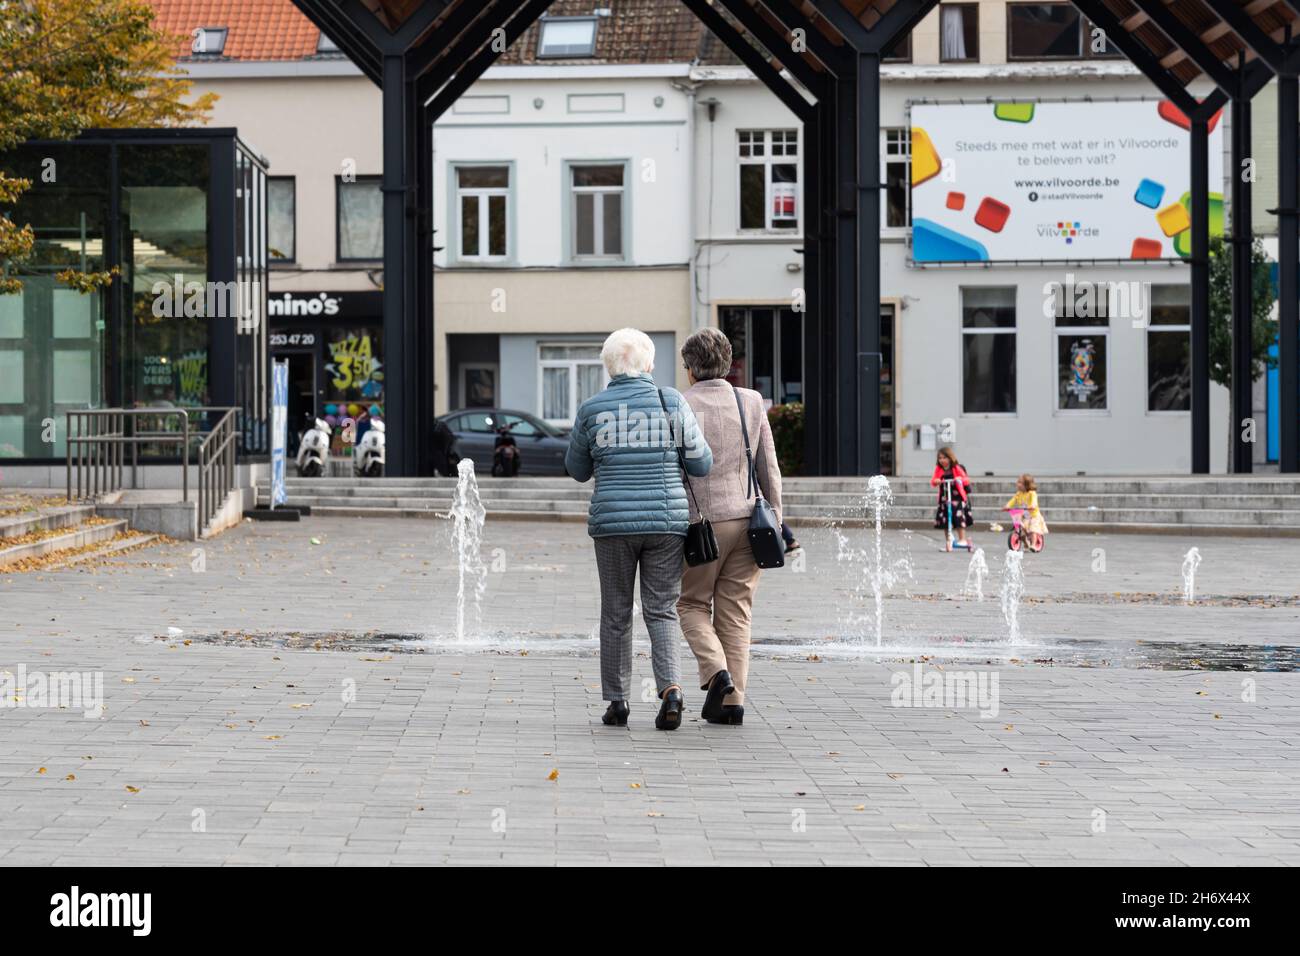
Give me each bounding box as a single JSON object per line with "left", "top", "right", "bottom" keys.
{"left": 566, "top": 328, "right": 712, "bottom": 731}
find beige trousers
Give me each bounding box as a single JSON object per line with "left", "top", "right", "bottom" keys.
{"left": 677, "top": 517, "right": 761, "bottom": 705}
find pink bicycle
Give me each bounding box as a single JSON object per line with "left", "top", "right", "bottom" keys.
{"left": 1006, "top": 508, "right": 1044, "bottom": 553}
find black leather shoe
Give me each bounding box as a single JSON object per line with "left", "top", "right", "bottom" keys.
{"left": 700, "top": 669, "right": 735, "bottom": 722}
{"left": 705, "top": 703, "right": 744, "bottom": 726}
{"left": 655, "top": 687, "right": 684, "bottom": 731}
{"left": 602, "top": 701, "right": 629, "bottom": 726}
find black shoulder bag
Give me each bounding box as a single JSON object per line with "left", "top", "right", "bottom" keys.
{"left": 658, "top": 389, "right": 718, "bottom": 567}
{"left": 734, "top": 388, "right": 784, "bottom": 569}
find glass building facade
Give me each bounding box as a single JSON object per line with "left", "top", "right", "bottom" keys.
{"left": 0, "top": 129, "right": 268, "bottom": 460}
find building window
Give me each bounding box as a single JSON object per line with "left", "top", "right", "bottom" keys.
{"left": 336, "top": 176, "right": 382, "bottom": 261}
{"left": 1147, "top": 285, "right": 1191, "bottom": 412}
{"left": 720, "top": 306, "right": 803, "bottom": 406}
{"left": 539, "top": 343, "right": 607, "bottom": 424}
{"left": 940, "top": 5, "right": 979, "bottom": 62}
{"left": 538, "top": 17, "right": 598, "bottom": 58}
{"left": 961, "top": 287, "right": 1016, "bottom": 414}
{"left": 317, "top": 31, "right": 339, "bottom": 54}
{"left": 268, "top": 177, "right": 295, "bottom": 263}
{"left": 569, "top": 164, "right": 625, "bottom": 260}
{"left": 191, "top": 27, "right": 228, "bottom": 56}
{"left": 455, "top": 165, "right": 510, "bottom": 261}
{"left": 1008, "top": 3, "right": 1122, "bottom": 60}
{"left": 738, "top": 130, "right": 798, "bottom": 231}
{"left": 1052, "top": 282, "right": 1108, "bottom": 411}
{"left": 883, "top": 129, "right": 911, "bottom": 229}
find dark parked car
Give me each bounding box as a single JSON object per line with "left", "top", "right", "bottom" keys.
{"left": 434, "top": 408, "right": 571, "bottom": 477}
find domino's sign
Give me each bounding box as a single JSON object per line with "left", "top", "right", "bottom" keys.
{"left": 908, "top": 99, "right": 1223, "bottom": 263}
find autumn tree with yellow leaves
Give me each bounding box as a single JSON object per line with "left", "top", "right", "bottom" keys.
{"left": 0, "top": 0, "right": 217, "bottom": 293}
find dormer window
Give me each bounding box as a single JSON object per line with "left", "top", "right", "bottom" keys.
{"left": 537, "top": 17, "right": 598, "bottom": 58}
{"left": 317, "top": 31, "right": 339, "bottom": 54}
{"left": 191, "top": 26, "right": 228, "bottom": 56}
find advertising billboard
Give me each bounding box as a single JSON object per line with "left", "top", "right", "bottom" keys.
{"left": 909, "top": 100, "right": 1224, "bottom": 263}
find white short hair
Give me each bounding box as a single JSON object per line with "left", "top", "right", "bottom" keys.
{"left": 601, "top": 328, "right": 655, "bottom": 377}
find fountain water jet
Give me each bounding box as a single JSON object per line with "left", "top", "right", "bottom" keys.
{"left": 450, "top": 458, "right": 488, "bottom": 641}
{"left": 866, "top": 475, "right": 892, "bottom": 647}
{"left": 962, "top": 547, "right": 989, "bottom": 602}
{"left": 1000, "top": 550, "right": 1025, "bottom": 644}
{"left": 1182, "top": 546, "right": 1202, "bottom": 604}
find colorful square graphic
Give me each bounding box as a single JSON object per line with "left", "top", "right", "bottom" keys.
{"left": 1156, "top": 202, "right": 1191, "bottom": 237}
{"left": 1134, "top": 178, "right": 1165, "bottom": 209}
{"left": 1131, "top": 238, "right": 1163, "bottom": 259}
{"left": 910, "top": 127, "right": 941, "bottom": 187}
{"left": 974, "top": 197, "right": 1011, "bottom": 233}
{"left": 946, "top": 191, "right": 965, "bottom": 210}
{"left": 993, "top": 102, "right": 1035, "bottom": 124}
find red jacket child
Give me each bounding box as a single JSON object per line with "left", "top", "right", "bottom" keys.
{"left": 930, "top": 462, "right": 971, "bottom": 502}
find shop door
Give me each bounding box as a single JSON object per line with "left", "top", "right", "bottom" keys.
{"left": 273, "top": 350, "right": 316, "bottom": 456}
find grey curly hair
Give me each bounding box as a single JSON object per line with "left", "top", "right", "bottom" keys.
{"left": 680, "top": 327, "right": 733, "bottom": 381}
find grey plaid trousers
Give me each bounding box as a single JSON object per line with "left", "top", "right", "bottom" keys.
{"left": 592, "top": 534, "right": 683, "bottom": 701}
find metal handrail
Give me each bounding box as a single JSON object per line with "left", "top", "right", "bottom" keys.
{"left": 196, "top": 409, "right": 238, "bottom": 533}
{"left": 66, "top": 409, "right": 239, "bottom": 533}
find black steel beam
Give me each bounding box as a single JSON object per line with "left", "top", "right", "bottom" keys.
{"left": 756, "top": 0, "right": 851, "bottom": 75}
{"left": 680, "top": 0, "right": 813, "bottom": 120}
{"left": 855, "top": 49, "right": 881, "bottom": 475}
{"left": 335, "top": 0, "right": 449, "bottom": 52}
{"left": 1190, "top": 113, "right": 1211, "bottom": 473}
{"left": 1129, "top": 0, "right": 1236, "bottom": 93}
{"left": 427, "top": 0, "right": 558, "bottom": 120}
{"left": 381, "top": 52, "right": 412, "bottom": 475}
{"left": 801, "top": 97, "right": 824, "bottom": 475}
{"left": 209, "top": 137, "right": 238, "bottom": 411}
{"left": 833, "top": 68, "right": 857, "bottom": 474}
{"left": 409, "top": 0, "right": 507, "bottom": 83}
{"left": 862, "top": 0, "right": 941, "bottom": 55}
{"left": 418, "top": 0, "right": 522, "bottom": 102}
{"left": 1071, "top": 0, "right": 1199, "bottom": 115}
{"left": 1211, "top": 0, "right": 1288, "bottom": 74}
{"left": 1279, "top": 70, "right": 1299, "bottom": 471}
{"left": 808, "top": 0, "right": 871, "bottom": 48}
{"left": 715, "top": 0, "right": 824, "bottom": 92}
{"left": 1231, "top": 80, "right": 1254, "bottom": 473}
{"left": 294, "top": 0, "right": 382, "bottom": 83}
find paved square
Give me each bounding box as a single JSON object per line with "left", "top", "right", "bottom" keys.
{"left": 1, "top": 517, "right": 1298, "bottom": 865}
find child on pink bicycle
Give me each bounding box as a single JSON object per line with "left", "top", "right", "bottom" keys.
{"left": 1003, "top": 473, "right": 1048, "bottom": 552}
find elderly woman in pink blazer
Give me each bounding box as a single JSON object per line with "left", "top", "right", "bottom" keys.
{"left": 675, "top": 328, "right": 783, "bottom": 726}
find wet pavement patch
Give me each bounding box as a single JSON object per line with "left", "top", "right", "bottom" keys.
{"left": 147, "top": 630, "right": 1300, "bottom": 672}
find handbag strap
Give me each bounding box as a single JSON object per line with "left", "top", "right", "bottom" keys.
{"left": 657, "top": 388, "right": 702, "bottom": 516}
{"left": 733, "top": 386, "right": 761, "bottom": 501}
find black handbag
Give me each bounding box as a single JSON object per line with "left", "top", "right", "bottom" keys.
{"left": 734, "top": 388, "right": 785, "bottom": 569}
{"left": 658, "top": 389, "right": 718, "bottom": 567}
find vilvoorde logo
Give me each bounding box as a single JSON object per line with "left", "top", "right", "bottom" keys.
{"left": 49, "top": 886, "right": 151, "bottom": 936}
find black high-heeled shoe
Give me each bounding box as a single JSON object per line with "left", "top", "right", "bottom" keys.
{"left": 655, "top": 687, "right": 683, "bottom": 731}
{"left": 700, "top": 669, "right": 735, "bottom": 723}
{"left": 706, "top": 703, "right": 744, "bottom": 726}
{"left": 602, "top": 700, "right": 629, "bottom": 726}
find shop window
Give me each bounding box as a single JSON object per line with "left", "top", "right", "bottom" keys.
{"left": 1008, "top": 3, "right": 1122, "bottom": 60}
{"left": 940, "top": 5, "right": 979, "bottom": 62}
{"left": 720, "top": 306, "right": 803, "bottom": 406}
{"left": 961, "top": 287, "right": 1017, "bottom": 414}
{"left": 883, "top": 129, "right": 911, "bottom": 229}
{"left": 538, "top": 17, "right": 598, "bottom": 58}
{"left": 268, "top": 177, "right": 295, "bottom": 263}
{"left": 461, "top": 364, "right": 497, "bottom": 407}
{"left": 1051, "top": 282, "right": 1109, "bottom": 411}
{"left": 738, "top": 130, "right": 798, "bottom": 231}
{"left": 336, "top": 176, "right": 382, "bottom": 261}
{"left": 455, "top": 165, "right": 510, "bottom": 261}
{"left": 539, "top": 343, "right": 606, "bottom": 423}
{"left": 325, "top": 326, "right": 384, "bottom": 406}
{"left": 569, "top": 164, "right": 625, "bottom": 260}
{"left": 1147, "top": 285, "right": 1191, "bottom": 412}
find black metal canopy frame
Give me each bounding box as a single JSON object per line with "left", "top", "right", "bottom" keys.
{"left": 290, "top": 0, "right": 1300, "bottom": 477}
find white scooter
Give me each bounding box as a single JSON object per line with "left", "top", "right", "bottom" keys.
{"left": 296, "top": 417, "right": 331, "bottom": 477}
{"left": 354, "top": 419, "right": 385, "bottom": 477}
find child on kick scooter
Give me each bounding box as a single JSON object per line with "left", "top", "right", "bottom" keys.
{"left": 930, "top": 446, "right": 973, "bottom": 551}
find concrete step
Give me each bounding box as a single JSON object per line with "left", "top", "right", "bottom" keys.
{"left": 0, "top": 519, "right": 130, "bottom": 568}
{"left": 0, "top": 504, "right": 97, "bottom": 540}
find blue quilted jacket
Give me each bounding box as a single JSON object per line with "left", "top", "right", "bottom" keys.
{"left": 565, "top": 373, "right": 712, "bottom": 537}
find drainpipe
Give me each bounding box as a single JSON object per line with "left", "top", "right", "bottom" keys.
{"left": 675, "top": 78, "right": 702, "bottom": 336}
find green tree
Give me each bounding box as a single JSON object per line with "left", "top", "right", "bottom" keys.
{"left": 0, "top": 0, "right": 216, "bottom": 293}
{"left": 1207, "top": 235, "right": 1277, "bottom": 388}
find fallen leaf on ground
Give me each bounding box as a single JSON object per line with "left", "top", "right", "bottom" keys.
{"left": 125, "top": 785, "right": 140, "bottom": 794}
{"left": 547, "top": 769, "right": 559, "bottom": 781}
